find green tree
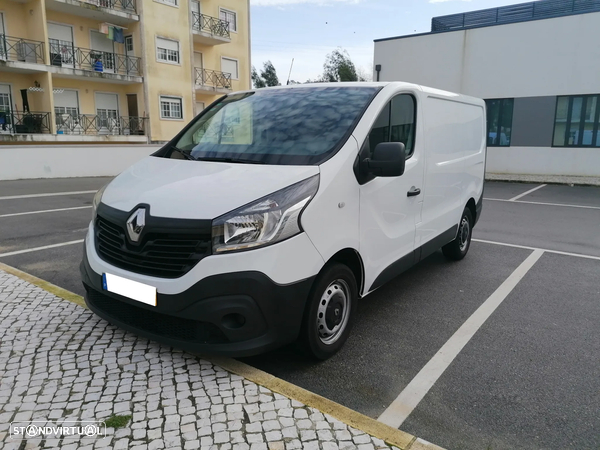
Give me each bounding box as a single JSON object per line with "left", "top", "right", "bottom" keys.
{"left": 251, "top": 66, "right": 266, "bottom": 89}
{"left": 260, "top": 61, "right": 280, "bottom": 87}
{"left": 322, "top": 48, "right": 364, "bottom": 82}
{"left": 251, "top": 61, "right": 280, "bottom": 88}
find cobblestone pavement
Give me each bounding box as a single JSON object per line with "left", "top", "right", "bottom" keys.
{"left": 0, "top": 270, "right": 408, "bottom": 450}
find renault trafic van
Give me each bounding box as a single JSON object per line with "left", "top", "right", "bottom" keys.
{"left": 81, "top": 82, "right": 485, "bottom": 359}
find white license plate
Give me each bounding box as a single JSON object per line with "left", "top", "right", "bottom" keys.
{"left": 102, "top": 273, "right": 157, "bottom": 306}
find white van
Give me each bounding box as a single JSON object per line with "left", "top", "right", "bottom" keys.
{"left": 81, "top": 82, "right": 486, "bottom": 359}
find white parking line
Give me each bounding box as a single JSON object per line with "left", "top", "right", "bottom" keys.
{"left": 473, "top": 238, "right": 600, "bottom": 261}
{"left": 0, "top": 206, "right": 92, "bottom": 218}
{"left": 484, "top": 197, "right": 600, "bottom": 211}
{"left": 0, "top": 190, "right": 96, "bottom": 200}
{"left": 378, "top": 249, "right": 544, "bottom": 429}
{"left": 0, "top": 240, "right": 84, "bottom": 258}
{"left": 508, "top": 184, "right": 547, "bottom": 201}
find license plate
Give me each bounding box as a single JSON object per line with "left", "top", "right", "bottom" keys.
{"left": 102, "top": 273, "right": 157, "bottom": 307}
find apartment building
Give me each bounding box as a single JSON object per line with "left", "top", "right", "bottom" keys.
{"left": 0, "top": 0, "right": 250, "bottom": 143}
{"left": 373, "top": 0, "right": 600, "bottom": 177}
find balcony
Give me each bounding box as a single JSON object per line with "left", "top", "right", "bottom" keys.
{"left": 55, "top": 113, "right": 146, "bottom": 136}
{"left": 49, "top": 40, "right": 142, "bottom": 84}
{"left": 0, "top": 111, "right": 52, "bottom": 135}
{"left": 0, "top": 35, "right": 47, "bottom": 73}
{"left": 191, "top": 12, "right": 231, "bottom": 45}
{"left": 45, "top": 0, "right": 139, "bottom": 26}
{"left": 195, "top": 68, "right": 232, "bottom": 94}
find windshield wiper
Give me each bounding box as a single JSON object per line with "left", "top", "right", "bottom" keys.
{"left": 194, "top": 156, "right": 263, "bottom": 165}
{"left": 170, "top": 146, "right": 197, "bottom": 161}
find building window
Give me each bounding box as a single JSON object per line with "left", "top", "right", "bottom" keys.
{"left": 219, "top": 8, "right": 237, "bottom": 32}
{"left": 160, "top": 96, "right": 183, "bottom": 120}
{"left": 221, "top": 57, "right": 239, "bottom": 80}
{"left": 485, "top": 99, "right": 514, "bottom": 147}
{"left": 155, "top": 0, "right": 177, "bottom": 6}
{"left": 553, "top": 95, "right": 600, "bottom": 147}
{"left": 156, "top": 37, "right": 180, "bottom": 64}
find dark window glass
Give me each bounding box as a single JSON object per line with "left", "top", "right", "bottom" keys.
{"left": 485, "top": 98, "right": 513, "bottom": 147}
{"left": 367, "top": 94, "right": 416, "bottom": 158}
{"left": 553, "top": 94, "right": 600, "bottom": 147}
{"left": 172, "top": 87, "right": 380, "bottom": 165}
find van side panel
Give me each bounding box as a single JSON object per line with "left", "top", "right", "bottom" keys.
{"left": 418, "top": 96, "right": 485, "bottom": 248}
{"left": 462, "top": 104, "right": 487, "bottom": 218}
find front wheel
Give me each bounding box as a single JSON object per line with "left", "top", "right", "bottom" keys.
{"left": 442, "top": 208, "right": 473, "bottom": 261}
{"left": 299, "top": 263, "right": 357, "bottom": 360}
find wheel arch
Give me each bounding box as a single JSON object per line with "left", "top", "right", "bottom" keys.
{"left": 466, "top": 197, "right": 477, "bottom": 224}
{"left": 324, "top": 248, "right": 365, "bottom": 297}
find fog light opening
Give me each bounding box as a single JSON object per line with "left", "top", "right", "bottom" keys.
{"left": 222, "top": 313, "right": 246, "bottom": 329}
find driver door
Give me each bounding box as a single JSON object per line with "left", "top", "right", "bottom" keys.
{"left": 359, "top": 93, "right": 424, "bottom": 294}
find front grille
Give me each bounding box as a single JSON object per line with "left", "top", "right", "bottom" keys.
{"left": 87, "top": 289, "right": 228, "bottom": 344}
{"left": 95, "top": 215, "right": 211, "bottom": 278}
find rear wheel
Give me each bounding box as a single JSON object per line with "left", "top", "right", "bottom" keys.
{"left": 299, "top": 263, "right": 357, "bottom": 360}
{"left": 442, "top": 208, "right": 473, "bottom": 261}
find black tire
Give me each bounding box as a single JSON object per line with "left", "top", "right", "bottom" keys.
{"left": 442, "top": 207, "right": 473, "bottom": 261}
{"left": 299, "top": 263, "right": 358, "bottom": 360}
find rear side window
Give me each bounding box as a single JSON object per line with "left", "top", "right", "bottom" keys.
{"left": 367, "top": 94, "right": 416, "bottom": 158}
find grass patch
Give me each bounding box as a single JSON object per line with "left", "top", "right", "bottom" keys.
{"left": 104, "top": 414, "right": 131, "bottom": 429}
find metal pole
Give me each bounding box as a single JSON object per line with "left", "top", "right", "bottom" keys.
{"left": 286, "top": 58, "right": 294, "bottom": 85}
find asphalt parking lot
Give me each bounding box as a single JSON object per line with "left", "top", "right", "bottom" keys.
{"left": 1, "top": 178, "right": 599, "bottom": 450}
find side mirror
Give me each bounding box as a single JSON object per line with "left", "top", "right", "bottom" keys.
{"left": 363, "top": 142, "right": 406, "bottom": 177}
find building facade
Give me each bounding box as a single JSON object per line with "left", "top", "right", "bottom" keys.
{"left": 373, "top": 0, "right": 600, "bottom": 177}
{"left": 0, "top": 0, "right": 250, "bottom": 144}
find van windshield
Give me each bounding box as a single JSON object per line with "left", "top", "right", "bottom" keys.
{"left": 171, "top": 86, "right": 379, "bottom": 165}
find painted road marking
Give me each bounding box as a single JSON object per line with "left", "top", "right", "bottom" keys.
{"left": 508, "top": 184, "right": 547, "bottom": 201}
{"left": 0, "top": 206, "right": 92, "bottom": 218}
{"left": 0, "top": 240, "right": 84, "bottom": 258}
{"left": 483, "top": 197, "right": 600, "bottom": 211}
{"left": 0, "top": 190, "right": 96, "bottom": 201}
{"left": 378, "top": 249, "right": 544, "bottom": 429}
{"left": 473, "top": 238, "right": 600, "bottom": 261}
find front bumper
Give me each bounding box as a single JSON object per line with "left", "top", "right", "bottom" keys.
{"left": 81, "top": 246, "right": 316, "bottom": 357}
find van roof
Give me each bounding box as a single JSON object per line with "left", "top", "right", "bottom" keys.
{"left": 237, "top": 82, "right": 484, "bottom": 105}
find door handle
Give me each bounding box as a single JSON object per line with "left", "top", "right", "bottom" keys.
{"left": 407, "top": 186, "right": 421, "bottom": 197}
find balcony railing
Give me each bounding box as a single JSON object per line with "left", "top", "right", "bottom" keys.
{"left": 0, "top": 111, "right": 52, "bottom": 134}
{"left": 49, "top": 40, "right": 142, "bottom": 76}
{"left": 83, "top": 0, "right": 137, "bottom": 13}
{"left": 0, "top": 35, "right": 45, "bottom": 65}
{"left": 431, "top": 0, "right": 600, "bottom": 32}
{"left": 55, "top": 114, "right": 147, "bottom": 136}
{"left": 195, "top": 68, "right": 232, "bottom": 90}
{"left": 191, "top": 12, "right": 231, "bottom": 39}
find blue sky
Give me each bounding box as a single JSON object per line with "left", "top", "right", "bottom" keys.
{"left": 250, "top": 0, "right": 531, "bottom": 82}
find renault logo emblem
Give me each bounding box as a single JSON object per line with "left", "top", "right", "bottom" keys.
{"left": 126, "top": 208, "right": 146, "bottom": 242}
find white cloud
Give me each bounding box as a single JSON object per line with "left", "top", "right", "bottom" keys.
{"left": 429, "top": 0, "right": 471, "bottom": 3}
{"left": 251, "top": 0, "right": 359, "bottom": 6}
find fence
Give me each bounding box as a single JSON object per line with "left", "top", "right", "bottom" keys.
{"left": 55, "top": 114, "right": 147, "bottom": 136}
{"left": 195, "top": 68, "right": 232, "bottom": 90}
{"left": 0, "top": 35, "right": 45, "bottom": 64}
{"left": 191, "top": 12, "right": 231, "bottom": 39}
{"left": 431, "top": 0, "right": 600, "bottom": 32}
{"left": 49, "top": 40, "right": 142, "bottom": 76}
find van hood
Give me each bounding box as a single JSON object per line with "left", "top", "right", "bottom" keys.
{"left": 101, "top": 156, "right": 320, "bottom": 219}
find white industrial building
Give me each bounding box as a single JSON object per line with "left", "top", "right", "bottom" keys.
{"left": 373, "top": 0, "right": 600, "bottom": 177}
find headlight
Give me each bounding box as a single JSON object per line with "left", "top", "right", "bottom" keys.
{"left": 212, "top": 175, "right": 319, "bottom": 253}
{"left": 92, "top": 184, "right": 108, "bottom": 220}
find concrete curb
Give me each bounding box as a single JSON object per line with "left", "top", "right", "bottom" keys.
{"left": 486, "top": 173, "right": 600, "bottom": 186}
{"left": 0, "top": 261, "right": 445, "bottom": 450}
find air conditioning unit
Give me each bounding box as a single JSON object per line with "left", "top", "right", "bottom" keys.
{"left": 17, "top": 42, "right": 37, "bottom": 63}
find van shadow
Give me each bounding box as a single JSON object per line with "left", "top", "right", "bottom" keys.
{"left": 240, "top": 250, "right": 452, "bottom": 371}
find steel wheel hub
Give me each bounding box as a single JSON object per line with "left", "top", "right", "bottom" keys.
{"left": 316, "top": 279, "right": 350, "bottom": 345}
{"left": 459, "top": 217, "right": 470, "bottom": 251}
